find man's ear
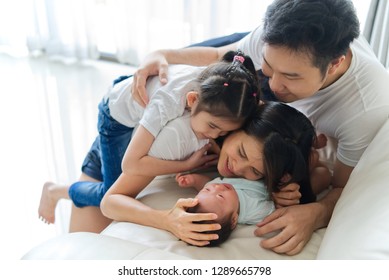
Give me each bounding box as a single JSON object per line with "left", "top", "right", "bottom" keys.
{"left": 231, "top": 212, "right": 239, "bottom": 230}
{"left": 186, "top": 91, "right": 199, "bottom": 108}
{"left": 328, "top": 55, "right": 346, "bottom": 75}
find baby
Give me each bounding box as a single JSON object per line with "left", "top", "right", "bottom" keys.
{"left": 176, "top": 174, "right": 275, "bottom": 246}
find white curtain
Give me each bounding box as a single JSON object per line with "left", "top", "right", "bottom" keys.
{"left": 85, "top": 0, "right": 271, "bottom": 65}
{"left": 38, "top": 0, "right": 100, "bottom": 60}
{"left": 0, "top": 0, "right": 99, "bottom": 60}
{"left": 0, "top": 0, "right": 269, "bottom": 65}
{"left": 363, "top": 0, "right": 389, "bottom": 68}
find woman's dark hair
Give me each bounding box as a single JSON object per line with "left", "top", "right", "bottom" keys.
{"left": 192, "top": 50, "right": 260, "bottom": 123}
{"left": 187, "top": 204, "right": 233, "bottom": 247}
{"left": 262, "top": 0, "right": 360, "bottom": 76}
{"left": 244, "top": 102, "right": 316, "bottom": 204}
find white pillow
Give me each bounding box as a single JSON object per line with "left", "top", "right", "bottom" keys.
{"left": 317, "top": 119, "right": 389, "bottom": 259}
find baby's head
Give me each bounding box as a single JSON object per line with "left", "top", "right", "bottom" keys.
{"left": 187, "top": 181, "right": 240, "bottom": 246}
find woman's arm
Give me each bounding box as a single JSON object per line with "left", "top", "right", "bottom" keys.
{"left": 132, "top": 43, "right": 238, "bottom": 107}
{"left": 122, "top": 125, "right": 218, "bottom": 177}
{"left": 100, "top": 172, "right": 221, "bottom": 246}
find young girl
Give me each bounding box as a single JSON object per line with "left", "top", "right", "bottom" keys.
{"left": 101, "top": 102, "right": 331, "bottom": 246}
{"left": 38, "top": 50, "right": 260, "bottom": 227}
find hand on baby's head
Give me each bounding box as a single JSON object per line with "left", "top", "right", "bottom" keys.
{"left": 186, "top": 201, "right": 233, "bottom": 247}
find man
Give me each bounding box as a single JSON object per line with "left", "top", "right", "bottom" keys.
{"left": 129, "top": 0, "right": 389, "bottom": 255}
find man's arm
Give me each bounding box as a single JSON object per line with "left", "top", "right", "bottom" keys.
{"left": 132, "top": 43, "right": 238, "bottom": 106}
{"left": 331, "top": 159, "right": 353, "bottom": 190}
{"left": 255, "top": 159, "right": 353, "bottom": 255}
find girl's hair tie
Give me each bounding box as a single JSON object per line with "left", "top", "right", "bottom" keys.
{"left": 223, "top": 82, "right": 229, "bottom": 87}
{"left": 233, "top": 55, "right": 245, "bottom": 64}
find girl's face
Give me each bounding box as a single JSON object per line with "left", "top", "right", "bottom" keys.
{"left": 217, "top": 130, "right": 265, "bottom": 181}
{"left": 190, "top": 111, "right": 242, "bottom": 140}
{"left": 195, "top": 182, "right": 239, "bottom": 223}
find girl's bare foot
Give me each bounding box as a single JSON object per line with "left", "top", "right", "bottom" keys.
{"left": 38, "top": 182, "right": 69, "bottom": 224}
{"left": 38, "top": 182, "right": 57, "bottom": 224}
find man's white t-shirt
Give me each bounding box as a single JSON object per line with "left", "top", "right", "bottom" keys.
{"left": 238, "top": 26, "right": 389, "bottom": 167}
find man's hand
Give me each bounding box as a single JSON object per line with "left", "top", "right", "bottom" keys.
{"left": 254, "top": 203, "right": 320, "bottom": 255}
{"left": 131, "top": 51, "right": 169, "bottom": 107}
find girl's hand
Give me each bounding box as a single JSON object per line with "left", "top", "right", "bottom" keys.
{"left": 272, "top": 183, "right": 301, "bottom": 208}
{"left": 175, "top": 173, "right": 195, "bottom": 188}
{"left": 207, "top": 139, "right": 221, "bottom": 156}
{"left": 164, "top": 198, "right": 220, "bottom": 246}
{"left": 184, "top": 144, "right": 219, "bottom": 170}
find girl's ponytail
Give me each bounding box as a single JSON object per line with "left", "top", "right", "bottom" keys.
{"left": 194, "top": 50, "right": 260, "bottom": 122}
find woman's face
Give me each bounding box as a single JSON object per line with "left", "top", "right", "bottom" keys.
{"left": 217, "top": 130, "right": 265, "bottom": 180}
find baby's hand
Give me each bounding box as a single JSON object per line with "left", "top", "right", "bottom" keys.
{"left": 175, "top": 173, "right": 195, "bottom": 188}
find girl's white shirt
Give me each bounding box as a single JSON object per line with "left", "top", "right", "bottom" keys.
{"left": 105, "top": 64, "right": 208, "bottom": 163}
{"left": 105, "top": 64, "right": 204, "bottom": 138}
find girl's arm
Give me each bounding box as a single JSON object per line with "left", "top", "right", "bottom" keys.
{"left": 122, "top": 125, "right": 218, "bottom": 177}
{"left": 100, "top": 172, "right": 221, "bottom": 246}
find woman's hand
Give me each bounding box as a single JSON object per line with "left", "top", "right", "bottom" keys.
{"left": 313, "top": 133, "right": 327, "bottom": 149}
{"left": 131, "top": 51, "right": 169, "bottom": 107}
{"left": 272, "top": 183, "right": 301, "bottom": 208}
{"left": 164, "top": 198, "right": 221, "bottom": 246}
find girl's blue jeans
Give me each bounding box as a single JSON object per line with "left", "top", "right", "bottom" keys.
{"left": 68, "top": 96, "right": 134, "bottom": 207}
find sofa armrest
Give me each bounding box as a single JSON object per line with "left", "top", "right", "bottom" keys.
{"left": 317, "top": 119, "right": 389, "bottom": 259}
{"left": 21, "top": 232, "right": 190, "bottom": 260}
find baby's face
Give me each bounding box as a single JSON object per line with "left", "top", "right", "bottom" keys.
{"left": 195, "top": 182, "right": 240, "bottom": 222}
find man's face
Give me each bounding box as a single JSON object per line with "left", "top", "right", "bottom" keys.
{"left": 261, "top": 44, "right": 327, "bottom": 103}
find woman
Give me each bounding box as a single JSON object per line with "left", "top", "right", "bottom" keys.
{"left": 101, "top": 102, "right": 330, "bottom": 246}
